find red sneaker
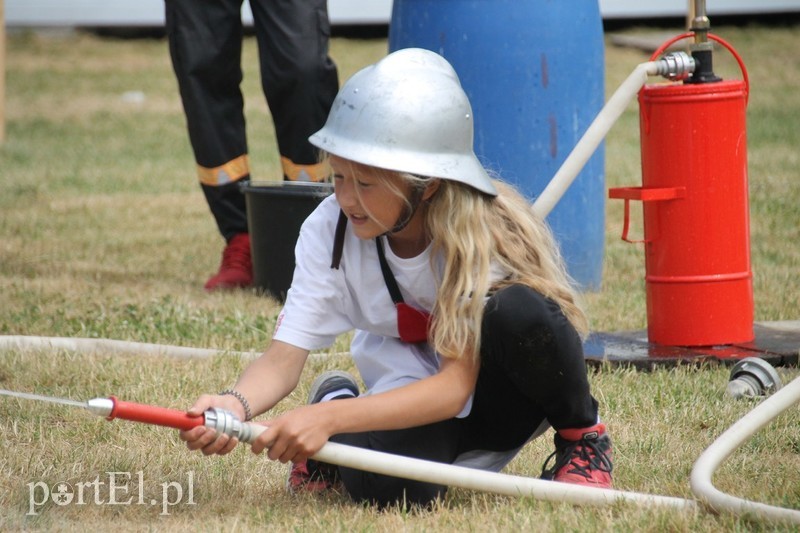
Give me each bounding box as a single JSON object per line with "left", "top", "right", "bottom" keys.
{"left": 204, "top": 233, "right": 253, "bottom": 291}
{"left": 541, "top": 423, "right": 613, "bottom": 488}
{"left": 286, "top": 460, "right": 340, "bottom": 494}
{"left": 286, "top": 371, "right": 358, "bottom": 494}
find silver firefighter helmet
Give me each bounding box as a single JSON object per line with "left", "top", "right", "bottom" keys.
{"left": 309, "top": 48, "right": 497, "bottom": 196}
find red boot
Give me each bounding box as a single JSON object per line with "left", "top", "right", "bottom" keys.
{"left": 204, "top": 233, "right": 253, "bottom": 291}
{"left": 541, "top": 423, "right": 613, "bottom": 488}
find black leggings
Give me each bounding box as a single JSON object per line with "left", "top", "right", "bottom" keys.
{"left": 331, "top": 285, "right": 599, "bottom": 509}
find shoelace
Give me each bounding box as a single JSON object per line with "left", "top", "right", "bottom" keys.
{"left": 542, "top": 437, "right": 613, "bottom": 480}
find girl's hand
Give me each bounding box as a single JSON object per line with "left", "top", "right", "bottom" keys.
{"left": 250, "top": 403, "right": 334, "bottom": 464}
{"left": 179, "top": 393, "right": 247, "bottom": 456}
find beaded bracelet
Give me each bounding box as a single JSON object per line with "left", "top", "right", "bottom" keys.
{"left": 219, "top": 388, "right": 253, "bottom": 421}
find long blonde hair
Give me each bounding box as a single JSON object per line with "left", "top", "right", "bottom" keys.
{"left": 424, "top": 178, "right": 589, "bottom": 361}
{"left": 331, "top": 157, "right": 588, "bottom": 361}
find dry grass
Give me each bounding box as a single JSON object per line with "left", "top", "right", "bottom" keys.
{"left": 1, "top": 20, "right": 798, "bottom": 532}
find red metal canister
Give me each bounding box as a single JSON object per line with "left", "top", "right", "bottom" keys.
{"left": 610, "top": 34, "right": 754, "bottom": 347}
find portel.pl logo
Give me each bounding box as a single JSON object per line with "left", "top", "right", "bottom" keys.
{"left": 27, "top": 471, "right": 196, "bottom": 516}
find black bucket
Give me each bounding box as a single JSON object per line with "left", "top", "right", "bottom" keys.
{"left": 242, "top": 181, "right": 334, "bottom": 301}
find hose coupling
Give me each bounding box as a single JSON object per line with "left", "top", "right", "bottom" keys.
{"left": 654, "top": 52, "right": 696, "bottom": 81}
{"left": 204, "top": 407, "right": 260, "bottom": 443}
{"left": 726, "top": 357, "right": 783, "bottom": 399}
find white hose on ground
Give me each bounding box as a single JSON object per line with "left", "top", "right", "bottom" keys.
{"left": 313, "top": 440, "right": 698, "bottom": 511}
{"left": 532, "top": 61, "right": 660, "bottom": 219}
{"left": 0, "top": 335, "right": 344, "bottom": 361}
{"left": 691, "top": 375, "right": 800, "bottom": 525}
{"left": 237, "top": 422, "right": 696, "bottom": 510}
{"left": 0, "top": 334, "right": 260, "bottom": 359}
{"left": 3, "top": 334, "right": 799, "bottom": 521}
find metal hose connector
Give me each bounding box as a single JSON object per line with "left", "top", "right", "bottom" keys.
{"left": 204, "top": 408, "right": 255, "bottom": 442}
{"left": 654, "top": 52, "right": 696, "bottom": 81}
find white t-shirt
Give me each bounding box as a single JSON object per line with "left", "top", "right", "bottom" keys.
{"left": 273, "top": 195, "right": 473, "bottom": 417}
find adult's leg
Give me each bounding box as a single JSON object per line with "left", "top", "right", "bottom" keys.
{"left": 165, "top": 0, "right": 249, "bottom": 241}
{"left": 249, "top": 0, "right": 339, "bottom": 181}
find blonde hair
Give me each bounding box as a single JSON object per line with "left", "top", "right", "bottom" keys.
{"left": 425, "top": 179, "right": 589, "bottom": 361}
{"left": 329, "top": 157, "right": 588, "bottom": 361}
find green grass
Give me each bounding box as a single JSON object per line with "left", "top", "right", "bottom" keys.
{"left": 1, "top": 22, "right": 799, "bottom": 531}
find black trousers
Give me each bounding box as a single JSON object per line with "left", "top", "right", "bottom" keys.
{"left": 165, "top": 0, "right": 339, "bottom": 241}
{"left": 330, "top": 285, "right": 599, "bottom": 508}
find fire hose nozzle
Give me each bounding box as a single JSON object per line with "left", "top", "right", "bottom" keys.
{"left": 84, "top": 396, "right": 266, "bottom": 444}
{"left": 654, "top": 52, "right": 696, "bottom": 81}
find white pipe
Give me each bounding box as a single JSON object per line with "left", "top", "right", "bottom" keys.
{"left": 0, "top": 334, "right": 260, "bottom": 359}
{"left": 4, "top": 334, "right": 798, "bottom": 522}
{"left": 237, "top": 422, "right": 696, "bottom": 510}
{"left": 691, "top": 376, "right": 800, "bottom": 525}
{"left": 313, "top": 440, "right": 698, "bottom": 511}
{"left": 532, "top": 61, "right": 660, "bottom": 219}
{"left": 0, "top": 335, "right": 340, "bottom": 361}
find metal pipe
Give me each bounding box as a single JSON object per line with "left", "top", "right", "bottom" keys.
{"left": 689, "top": 0, "right": 710, "bottom": 45}
{"left": 685, "top": 0, "right": 719, "bottom": 83}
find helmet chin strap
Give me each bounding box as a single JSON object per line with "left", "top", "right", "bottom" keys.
{"left": 386, "top": 185, "right": 426, "bottom": 235}
{"left": 330, "top": 184, "right": 428, "bottom": 270}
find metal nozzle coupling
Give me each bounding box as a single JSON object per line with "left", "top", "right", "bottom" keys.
{"left": 726, "top": 357, "right": 783, "bottom": 399}
{"left": 204, "top": 407, "right": 260, "bottom": 444}
{"left": 654, "top": 52, "right": 696, "bottom": 81}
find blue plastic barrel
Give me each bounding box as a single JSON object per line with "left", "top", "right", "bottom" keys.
{"left": 389, "top": 0, "right": 605, "bottom": 289}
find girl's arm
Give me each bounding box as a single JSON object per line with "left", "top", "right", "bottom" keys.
{"left": 254, "top": 352, "right": 479, "bottom": 463}
{"left": 179, "top": 340, "right": 309, "bottom": 455}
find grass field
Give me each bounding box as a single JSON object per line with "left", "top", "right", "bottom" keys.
{"left": 1, "top": 19, "right": 799, "bottom": 531}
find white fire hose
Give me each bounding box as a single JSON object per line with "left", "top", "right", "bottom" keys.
{"left": 691, "top": 375, "right": 800, "bottom": 524}
{"left": 2, "top": 334, "right": 798, "bottom": 525}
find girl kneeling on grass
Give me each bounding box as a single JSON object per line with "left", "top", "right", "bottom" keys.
{"left": 180, "top": 48, "right": 613, "bottom": 509}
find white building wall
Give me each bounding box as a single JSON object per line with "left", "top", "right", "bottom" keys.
{"left": 5, "top": 0, "right": 800, "bottom": 27}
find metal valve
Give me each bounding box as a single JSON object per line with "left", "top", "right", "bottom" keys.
{"left": 726, "top": 357, "right": 782, "bottom": 399}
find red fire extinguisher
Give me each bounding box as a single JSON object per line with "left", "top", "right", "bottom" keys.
{"left": 609, "top": 32, "right": 754, "bottom": 348}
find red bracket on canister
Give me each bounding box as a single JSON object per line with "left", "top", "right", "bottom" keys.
{"left": 607, "top": 186, "right": 686, "bottom": 243}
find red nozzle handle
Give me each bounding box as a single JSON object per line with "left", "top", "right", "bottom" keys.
{"left": 107, "top": 396, "right": 204, "bottom": 431}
